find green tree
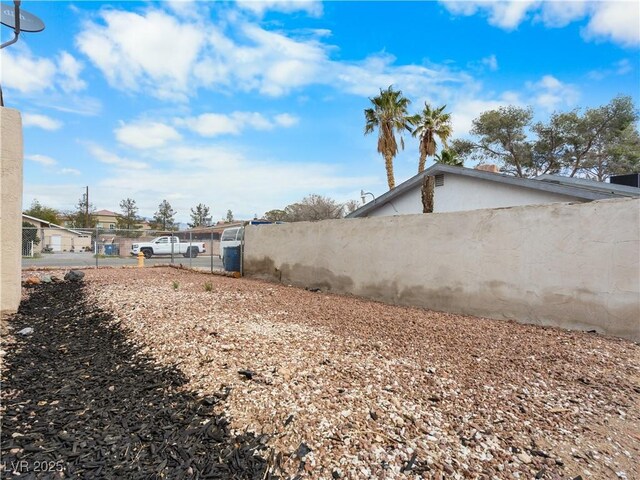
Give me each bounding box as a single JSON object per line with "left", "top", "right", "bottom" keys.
{"left": 23, "top": 199, "right": 60, "bottom": 224}
{"left": 264, "top": 209, "right": 287, "bottom": 222}
{"left": 468, "top": 105, "right": 534, "bottom": 177}
{"left": 151, "top": 199, "right": 176, "bottom": 231}
{"left": 116, "top": 198, "right": 142, "bottom": 232}
{"left": 412, "top": 103, "right": 453, "bottom": 173}
{"left": 189, "top": 203, "right": 212, "bottom": 228}
{"left": 559, "top": 96, "right": 638, "bottom": 178}
{"left": 364, "top": 86, "right": 413, "bottom": 190}
{"left": 226, "top": 209, "right": 234, "bottom": 222}
{"left": 65, "top": 195, "right": 96, "bottom": 228}
{"left": 434, "top": 148, "right": 464, "bottom": 167}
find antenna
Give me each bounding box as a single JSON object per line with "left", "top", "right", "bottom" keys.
{"left": 0, "top": 1, "right": 46, "bottom": 105}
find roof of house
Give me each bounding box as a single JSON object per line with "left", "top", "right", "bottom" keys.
{"left": 22, "top": 214, "right": 91, "bottom": 236}
{"left": 95, "top": 209, "right": 119, "bottom": 216}
{"left": 347, "top": 164, "right": 640, "bottom": 218}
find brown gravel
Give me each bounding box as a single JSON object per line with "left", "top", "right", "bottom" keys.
{"left": 14, "top": 268, "right": 640, "bottom": 479}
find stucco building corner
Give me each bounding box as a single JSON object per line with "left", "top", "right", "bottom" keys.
{"left": 0, "top": 107, "right": 24, "bottom": 317}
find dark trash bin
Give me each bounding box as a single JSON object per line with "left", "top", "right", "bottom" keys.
{"left": 223, "top": 246, "right": 241, "bottom": 272}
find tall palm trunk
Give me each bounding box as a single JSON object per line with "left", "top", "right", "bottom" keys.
{"left": 384, "top": 154, "right": 395, "bottom": 189}
{"left": 418, "top": 151, "right": 427, "bottom": 173}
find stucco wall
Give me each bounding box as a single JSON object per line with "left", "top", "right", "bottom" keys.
{"left": 0, "top": 108, "right": 24, "bottom": 316}
{"left": 365, "top": 173, "right": 584, "bottom": 217}
{"left": 244, "top": 198, "right": 640, "bottom": 341}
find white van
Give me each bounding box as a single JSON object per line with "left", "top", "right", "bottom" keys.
{"left": 219, "top": 227, "right": 243, "bottom": 261}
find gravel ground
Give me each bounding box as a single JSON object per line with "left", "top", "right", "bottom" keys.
{"left": 5, "top": 267, "right": 640, "bottom": 479}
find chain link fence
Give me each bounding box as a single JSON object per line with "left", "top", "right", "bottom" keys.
{"left": 21, "top": 226, "right": 223, "bottom": 272}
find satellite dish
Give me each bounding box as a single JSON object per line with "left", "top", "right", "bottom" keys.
{"left": 1, "top": 2, "right": 46, "bottom": 106}
{"left": 1, "top": 2, "right": 45, "bottom": 32}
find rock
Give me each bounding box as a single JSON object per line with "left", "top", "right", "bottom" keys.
{"left": 17, "top": 327, "right": 34, "bottom": 336}
{"left": 295, "top": 442, "right": 312, "bottom": 459}
{"left": 51, "top": 275, "right": 63, "bottom": 283}
{"left": 64, "top": 270, "right": 85, "bottom": 282}
{"left": 41, "top": 275, "right": 52, "bottom": 283}
{"left": 238, "top": 369, "right": 254, "bottom": 380}
{"left": 24, "top": 277, "right": 40, "bottom": 285}
{"left": 517, "top": 452, "right": 533, "bottom": 464}
{"left": 369, "top": 409, "right": 379, "bottom": 421}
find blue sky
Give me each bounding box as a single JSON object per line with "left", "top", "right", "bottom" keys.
{"left": 3, "top": 0, "right": 639, "bottom": 223}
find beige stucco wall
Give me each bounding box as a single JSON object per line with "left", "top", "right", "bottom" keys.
{"left": 0, "top": 108, "right": 24, "bottom": 316}
{"left": 244, "top": 198, "right": 640, "bottom": 341}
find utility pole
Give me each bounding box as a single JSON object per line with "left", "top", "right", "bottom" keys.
{"left": 85, "top": 186, "right": 89, "bottom": 228}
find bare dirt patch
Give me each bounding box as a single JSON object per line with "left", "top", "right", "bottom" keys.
{"left": 7, "top": 267, "right": 640, "bottom": 479}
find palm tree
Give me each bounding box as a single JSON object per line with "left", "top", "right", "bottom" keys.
{"left": 364, "top": 86, "right": 413, "bottom": 190}
{"left": 435, "top": 148, "right": 463, "bottom": 167}
{"left": 412, "top": 103, "right": 453, "bottom": 173}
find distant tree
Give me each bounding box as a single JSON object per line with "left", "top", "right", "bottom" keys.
{"left": 22, "top": 221, "right": 40, "bottom": 254}
{"left": 23, "top": 199, "right": 60, "bottom": 224}
{"left": 116, "top": 198, "right": 142, "bottom": 235}
{"left": 151, "top": 199, "right": 176, "bottom": 231}
{"left": 412, "top": 103, "right": 453, "bottom": 173}
{"left": 189, "top": 203, "right": 212, "bottom": 228}
{"left": 264, "top": 209, "right": 287, "bottom": 222}
{"left": 434, "top": 148, "right": 464, "bottom": 167}
{"left": 364, "top": 86, "right": 413, "bottom": 190}
{"left": 226, "top": 209, "right": 234, "bottom": 222}
{"left": 65, "top": 195, "right": 96, "bottom": 229}
{"left": 343, "top": 199, "right": 360, "bottom": 215}
{"left": 283, "top": 194, "right": 345, "bottom": 222}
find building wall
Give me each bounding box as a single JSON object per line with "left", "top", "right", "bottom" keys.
{"left": 434, "top": 174, "right": 582, "bottom": 212}
{"left": 1, "top": 108, "right": 23, "bottom": 315}
{"left": 366, "top": 187, "right": 424, "bottom": 216}
{"left": 244, "top": 198, "right": 640, "bottom": 341}
{"left": 364, "top": 173, "right": 583, "bottom": 217}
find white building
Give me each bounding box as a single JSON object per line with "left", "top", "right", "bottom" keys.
{"left": 347, "top": 165, "right": 640, "bottom": 218}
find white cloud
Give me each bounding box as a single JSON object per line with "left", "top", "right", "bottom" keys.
{"left": 587, "top": 58, "right": 634, "bottom": 80}
{"left": 74, "top": 7, "right": 474, "bottom": 100}
{"left": 22, "top": 113, "right": 63, "bottom": 131}
{"left": 59, "top": 168, "right": 81, "bottom": 176}
{"left": 57, "top": 51, "right": 87, "bottom": 92}
{"left": 274, "top": 113, "right": 299, "bottom": 127}
{"left": 1, "top": 45, "right": 88, "bottom": 97}
{"left": 236, "top": 0, "right": 323, "bottom": 17}
{"left": 481, "top": 54, "right": 499, "bottom": 71}
{"left": 76, "top": 9, "right": 206, "bottom": 100}
{"left": 1, "top": 46, "right": 56, "bottom": 93}
{"left": 527, "top": 75, "right": 580, "bottom": 111}
{"left": 115, "top": 121, "right": 182, "bottom": 149}
{"left": 26, "top": 154, "right": 58, "bottom": 167}
{"left": 441, "top": 0, "right": 640, "bottom": 47}
{"left": 86, "top": 143, "right": 149, "bottom": 170}
{"left": 176, "top": 111, "right": 299, "bottom": 137}
{"left": 85, "top": 142, "right": 373, "bottom": 221}
{"left": 584, "top": 1, "right": 640, "bottom": 47}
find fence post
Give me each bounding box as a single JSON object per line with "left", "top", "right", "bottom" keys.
{"left": 210, "top": 231, "right": 213, "bottom": 273}
{"left": 171, "top": 232, "right": 174, "bottom": 264}
{"left": 95, "top": 226, "right": 99, "bottom": 268}
{"left": 29, "top": 240, "right": 33, "bottom": 257}
{"left": 189, "top": 231, "right": 193, "bottom": 269}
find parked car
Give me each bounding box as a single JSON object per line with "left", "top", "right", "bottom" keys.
{"left": 131, "top": 236, "right": 206, "bottom": 259}
{"left": 219, "top": 227, "right": 243, "bottom": 261}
